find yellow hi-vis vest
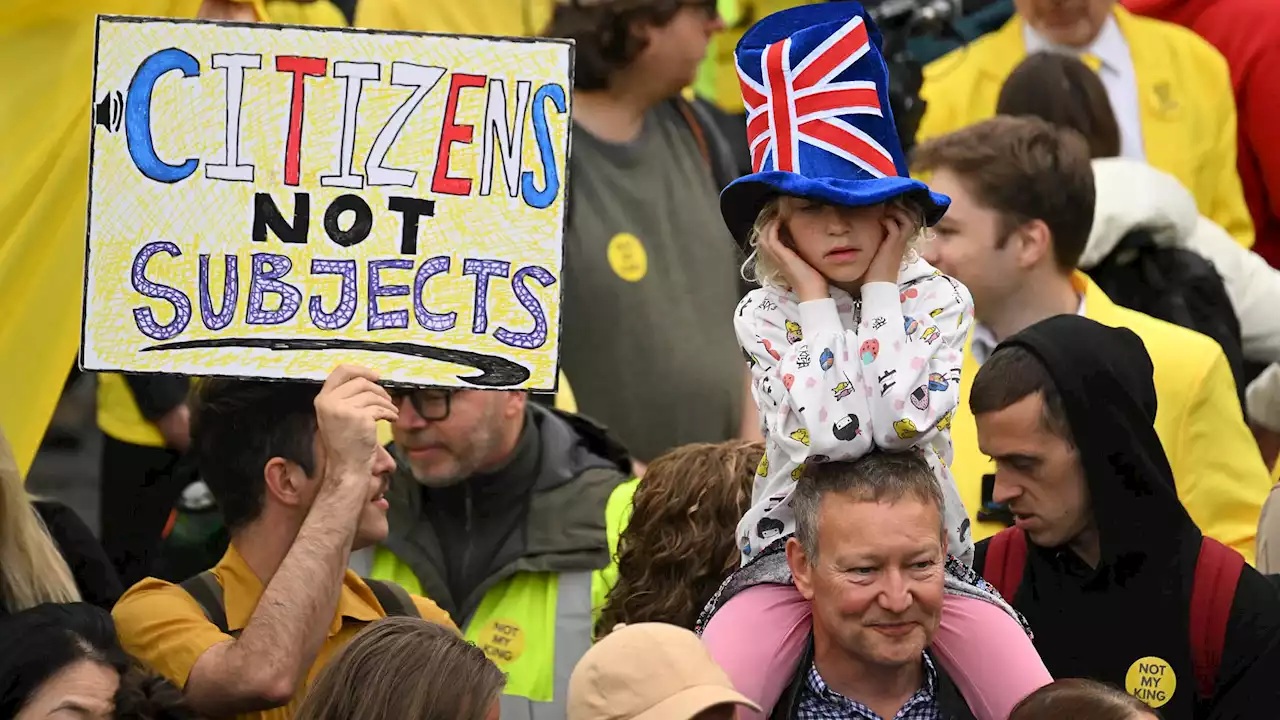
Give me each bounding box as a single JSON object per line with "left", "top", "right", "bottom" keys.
{"left": 370, "top": 478, "right": 636, "bottom": 718}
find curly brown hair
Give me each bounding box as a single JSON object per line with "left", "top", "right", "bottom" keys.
{"left": 542, "top": 0, "right": 686, "bottom": 90}
{"left": 596, "top": 440, "right": 762, "bottom": 637}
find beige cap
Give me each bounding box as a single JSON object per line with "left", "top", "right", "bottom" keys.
{"left": 568, "top": 623, "right": 761, "bottom": 720}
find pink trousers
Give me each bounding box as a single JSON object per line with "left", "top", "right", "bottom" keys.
{"left": 701, "top": 584, "right": 1052, "bottom": 720}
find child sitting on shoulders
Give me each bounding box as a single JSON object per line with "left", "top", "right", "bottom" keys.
{"left": 698, "top": 4, "right": 1053, "bottom": 719}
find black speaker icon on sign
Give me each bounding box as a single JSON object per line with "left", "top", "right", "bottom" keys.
{"left": 94, "top": 90, "right": 123, "bottom": 133}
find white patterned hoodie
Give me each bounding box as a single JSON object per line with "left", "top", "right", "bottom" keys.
{"left": 734, "top": 257, "right": 976, "bottom": 565}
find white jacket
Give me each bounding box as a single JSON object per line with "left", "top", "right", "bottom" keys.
{"left": 734, "top": 259, "right": 974, "bottom": 566}
{"left": 1084, "top": 158, "right": 1280, "bottom": 365}
{"left": 1085, "top": 158, "right": 1280, "bottom": 432}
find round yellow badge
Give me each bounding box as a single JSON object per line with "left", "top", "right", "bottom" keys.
{"left": 1126, "top": 656, "right": 1176, "bottom": 708}
{"left": 476, "top": 618, "right": 526, "bottom": 667}
{"left": 607, "top": 233, "right": 648, "bottom": 282}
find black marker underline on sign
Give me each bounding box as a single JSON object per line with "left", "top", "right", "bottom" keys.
{"left": 140, "top": 338, "right": 531, "bottom": 387}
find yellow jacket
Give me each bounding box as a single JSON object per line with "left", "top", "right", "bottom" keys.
{"left": 354, "top": 0, "right": 552, "bottom": 36}
{"left": 917, "top": 7, "right": 1254, "bottom": 249}
{"left": 953, "top": 274, "right": 1271, "bottom": 564}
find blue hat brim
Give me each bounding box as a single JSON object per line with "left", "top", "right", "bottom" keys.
{"left": 720, "top": 171, "right": 951, "bottom": 244}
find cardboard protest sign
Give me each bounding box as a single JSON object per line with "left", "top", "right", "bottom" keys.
{"left": 82, "top": 16, "right": 572, "bottom": 389}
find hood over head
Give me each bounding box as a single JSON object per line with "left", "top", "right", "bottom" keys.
{"left": 997, "top": 314, "right": 1200, "bottom": 566}
{"left": 1080, "top": 158, "right": 1199, "bottom": 268}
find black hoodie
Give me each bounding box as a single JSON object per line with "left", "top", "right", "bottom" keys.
{"left": 972, "top": 315, "right": 1280, "bottom": 720}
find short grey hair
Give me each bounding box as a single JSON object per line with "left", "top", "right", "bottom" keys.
{"left": 792, "top": 450, "right": 945, "bottom": 564}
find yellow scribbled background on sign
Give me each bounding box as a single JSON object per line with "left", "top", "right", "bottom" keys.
{"left": 83, "top": 17, "right": 570, "bottom": 390}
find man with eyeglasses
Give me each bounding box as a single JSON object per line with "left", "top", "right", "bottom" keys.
{"left": 370, "top": 385, "right": 637, "bottom": 717}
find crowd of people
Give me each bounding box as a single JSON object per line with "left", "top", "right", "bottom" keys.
{"left": 6, "top": 0, "right": 1280, "bottom": 718}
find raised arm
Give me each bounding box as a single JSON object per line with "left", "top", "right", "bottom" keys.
{"left": 182, "top": 366, "right": 399, "bottom": 715}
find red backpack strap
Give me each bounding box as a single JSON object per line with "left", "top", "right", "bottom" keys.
{"left": 983, "top": 528, "right": 1028, "bottom": 601}
{"left": 1189, "top": 537, "right": 1245, "bottom": 701}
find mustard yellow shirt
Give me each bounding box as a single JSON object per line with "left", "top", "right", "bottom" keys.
{"left": 113, "top": 544, "right": 455, "bottom": 720}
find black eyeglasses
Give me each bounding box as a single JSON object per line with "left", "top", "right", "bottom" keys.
{"left": 390, "top": 389, "right": 453, "bottom": 421}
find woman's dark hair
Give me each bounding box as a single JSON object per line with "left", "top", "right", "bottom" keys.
{"left": 1010, "top": 679, "right": 1159, "bottom": 719}
{"left": 996, "top": 51, "right": 1122, "bottom": 159}
{"left": 113, "top": 668, "right": 199, "bottom": 720}
{"left": 597, "top": 441, "right": 762, "bottom": 637}
{"left": 0, "top": 603, "right": 129, "bottom": 718}
{"left": 543, "top": 0, "right": 686, "bottom": 90}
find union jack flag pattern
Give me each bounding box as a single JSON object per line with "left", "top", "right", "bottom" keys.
{"left": 719, "top": 2, "right": 950, "bottom": 243}
{"left": 739, "top": 13, "right": 899, "bottom": 180}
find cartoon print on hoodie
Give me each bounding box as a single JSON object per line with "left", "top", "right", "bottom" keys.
{"left": 735, "top": 258, "right": 975, "bottom": 565}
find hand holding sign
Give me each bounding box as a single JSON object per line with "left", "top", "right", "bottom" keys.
{"left": 314, "top": 364, "right": 397, "bottom": 485}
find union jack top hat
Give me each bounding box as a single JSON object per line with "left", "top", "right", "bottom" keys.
{"left": 720, "top": 2, "right": 950, "bottom": 242}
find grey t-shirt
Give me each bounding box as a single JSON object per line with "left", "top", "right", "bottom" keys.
{"left": 560, "top": 101, "right": 745, "bottom": 462}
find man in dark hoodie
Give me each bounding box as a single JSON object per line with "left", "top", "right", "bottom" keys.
{"left": 969, "top": 314, "right": 1280, "bottom": 718}
{"left": 368, "top": 387, "right": 636, "bottom": 717}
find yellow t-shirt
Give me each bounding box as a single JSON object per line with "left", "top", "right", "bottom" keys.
{"left": 355, "top": 0, "right": 553, "bottom": 36}
{"left": 113, "top": 544, "right": 455, "bottom": 720}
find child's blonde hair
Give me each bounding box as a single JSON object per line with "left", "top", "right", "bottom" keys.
{"left": 741, "top": 195, "right": 931, "bottom": 288}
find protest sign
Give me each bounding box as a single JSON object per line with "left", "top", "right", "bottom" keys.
{"left": 82, "top": 16, "right": 572, "bottom": 389}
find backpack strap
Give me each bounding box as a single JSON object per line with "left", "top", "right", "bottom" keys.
{"left": 179, "top": 570, "right": 233, "bottom": 636}
{"left": 983, "top": 528, "right": 1028, "bottom": 602}
{"left": 674, "top": 96, "right": 713, "bottom": 171}
{"left": 180, "top": 573, "right": 420, "bottom": 638}
{"left": 1190, "top": 537, "right": 1245, "bottom": 701}
{"left": 682, "top": 96, "right": 743, "bottom": 190}
{"left": 363, "top": 578, "right": 421, "bottom": 619}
